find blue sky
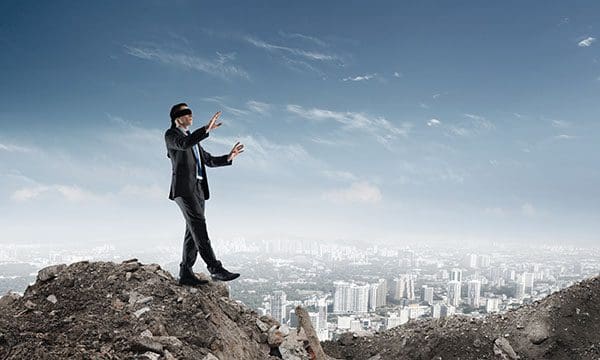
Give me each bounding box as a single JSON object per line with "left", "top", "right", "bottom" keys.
{"left": 1, "top": 1, "right": 599, "bottom": 247}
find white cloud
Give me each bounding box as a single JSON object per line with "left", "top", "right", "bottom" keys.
{"left": 286, "top": 104, "right": 411, "bottom": 148}
{"left": 118, "top": 184, "right": 164, "bottom": 200}
{"left": 123, "top": 45, "right": 249, "bottom": 80}
{"left": 278, "top": 31, "right": 328, "bottom": 47}
{"left": 551, "top": 120, "right": 571, "bottom": 128}
{"left": 343, "top": 74, "right": 376, "bottom": 82}
{"left": 0, "top": 142, "right": 35, "bottom": 153}
{"left": 246, "top": 100, "right": 271, "bottom": 115}
{"left": 11, "top": 184, "right": 104, "bottom": 202}
{"left": 244, "top": 36, "right": 339, "bottom": 62}
{"left": 393, "top": 72, "right": 402, "bottom": 78}
{"left": 446, "top": 113, "right": 494, "bottom": 137}
{"left": 578, "top": 37, "right": 595, "bottom": 47}
{"left": 427, "top": 119, "right": 441, "bottom": 127}
{"left": 201, "top": 97, "right": 250, "bottom": 117}
{"left": 322, "top": 181, "right": 382, "bottom": 204}
{"left": 554, "top": 134, "right": 576, "bottom": 140}
{"left": 321, "top": 170, "right": 357, "bottom": 182}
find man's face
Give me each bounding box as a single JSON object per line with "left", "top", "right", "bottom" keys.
{"left": 176, "top": 106, "right": 193, "bottom": 127}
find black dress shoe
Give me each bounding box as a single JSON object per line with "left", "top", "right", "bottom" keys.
{"left": 178, "top": 274, "right": 209, "bottom": 286}
{"left": 210, "top": 268, "right": 240, "bottom": 282}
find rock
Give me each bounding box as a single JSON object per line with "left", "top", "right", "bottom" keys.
{"left": 156, "top": 335, "right": 183, "bottom": 349}
{"left": 142, "top": 264, "right": 161, "bottom": 272}
{"left": 46, "top": 294, "right": 58, "bottom": 304}
{"left": 24, "top": 300, "right": 37, "bottom": 309}
{"left": 140, "top": 329, "right": 153, "bottom": 337}
{"left": 202, "top": 354, "right": 219, "bottom": 360}
{"left": 138, "top": 296, "right": 154, "bottom": 304}
{"left": 131, "top": 336, "right": 163, "bottom": 354}
{"left": 256, "top": 318, "right": 270, "bottom": 332}
{"left": 527, "top": 321, "right": 550, "bottom": 345}
{"left": 38, "top": 264, "right": 66, "bottom": 282}
{"left": 140, "top": 351, "right": 160, "bottom": 360}
{"left": 493, "top": 337, "right": 519, "bottom": 360}
{"left": 268, "top": 326, "right": 284, "bottom": 347}
{"left": 120, "top": 262, "right": 140, "bottom": 272}
{"left": 164, "top": 349, "right": 177, "bottom": 360}
{"left": 0, "top": 291, "right": 22, "bottom": 307}
{"left": 125, "top": 272, "right": 133, "bottom": 281}
{"left": 279, "top": 324, "right": 290, "bottom": 337}
{"left": 134, "top": 307, "right": 151, "bottom": 318}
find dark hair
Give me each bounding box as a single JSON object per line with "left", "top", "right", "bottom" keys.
{"left": 169, "top": 102, "right": 188, "bottom": 128}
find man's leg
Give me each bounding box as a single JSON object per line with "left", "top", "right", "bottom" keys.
{"left": 180, "top": 225, "right": 198, "bottom": 270}
{"left": 174, "top": 191, "right": 220, "bottom": 270}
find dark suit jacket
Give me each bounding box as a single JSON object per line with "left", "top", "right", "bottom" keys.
{"left": 165, "top": 126, "right": 232, "bottom": 200}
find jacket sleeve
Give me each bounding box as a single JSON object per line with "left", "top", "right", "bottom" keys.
{"left": 165, "top": 127, "right": 209, "bottom": 150}
{"left": 201, "top": 147, "right": 232, "bottom": 168}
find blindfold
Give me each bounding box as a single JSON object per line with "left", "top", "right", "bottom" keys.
{"left": 171, "top": 108, "right": 192, "bottom": 120}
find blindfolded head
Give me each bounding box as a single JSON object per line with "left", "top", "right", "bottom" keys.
{"left": 171, "top": 108, "right": 192, "bottom": 120}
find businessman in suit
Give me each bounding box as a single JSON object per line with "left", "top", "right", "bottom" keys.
{"left": 165, "top": 102, "right": 244, "bottom": 285}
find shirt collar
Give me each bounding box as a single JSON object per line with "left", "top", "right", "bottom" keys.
{"left": 176, "top": 126, "right": 189, "bottom": 135}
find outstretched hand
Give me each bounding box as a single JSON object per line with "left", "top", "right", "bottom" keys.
{"left": 206, "top": 111, "right": 222, "bottom": 132}
{"left": 227, "top": 141, "right": 244, "bottom": 162}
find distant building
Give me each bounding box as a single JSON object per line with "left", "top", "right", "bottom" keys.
{"left": 447, "top": 280, "right": 461, "bottom": 307}
{"left": 431, "top": 303, "right": 441, "bottom": 319}
{"left": 440, "top": 304, "right": 455, "bottom": 318}
{"left": 421, "top": 285, "right": 434, "bottom": 305}
{"left": 271, "top": 291, "right": 287, "bottom": 324}
{"left": 334, "top": 281, "right": 369, "bottom": 314}
{"left": 467, "top": 280, "right": 481, "bottom": 307}
{"left": 450, "top": 268, "right": 463, "bottom": 282}
{"left": 486, "top": 298, "right": 500, "bottom": 313}
{"left": 393, "top": 274, "right": 415, "bottom": 301}
{"left": 522, "top": 272, "right": 535, "bottom": 294}
{"left": 317, "top": 298, "right": 328, "bottom": 331}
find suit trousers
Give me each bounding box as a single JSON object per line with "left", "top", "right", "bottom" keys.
{"left": 173, "top": 181, "right": 219, "bottom": 272}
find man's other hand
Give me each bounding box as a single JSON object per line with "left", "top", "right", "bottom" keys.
{"left": 227, "top": 141, "right": 244, "bottom": 162}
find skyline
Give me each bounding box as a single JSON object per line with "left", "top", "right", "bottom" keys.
{"left": 1, "top": 1, "right": 599, "bottom": 246}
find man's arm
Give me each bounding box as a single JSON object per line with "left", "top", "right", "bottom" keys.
{"left": 200, "top": 147, "right": 232, "bottom": 167}
{"left": 165, "top": 127, "right": 209, "bottom": 151}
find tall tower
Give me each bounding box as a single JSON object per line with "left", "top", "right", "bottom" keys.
{"left": 271, "top": 290, "right": 287, "bottom": 324}
{"left": 467, "top": 280, "right": 481, "bottom": 307}
{"left": 447, "top": 280, "right": 461, "bottom": 307}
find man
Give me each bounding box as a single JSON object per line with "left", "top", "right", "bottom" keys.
{"left": 165, "top": 102, "right": 244, "bottom": 285}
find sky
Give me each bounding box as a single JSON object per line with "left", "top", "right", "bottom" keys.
{"left": 0, "top": 1, "right": 599, "bottom": 248}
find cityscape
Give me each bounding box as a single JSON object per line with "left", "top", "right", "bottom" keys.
{"left": 0, "top": 238, "right": 598, "bottom": 342}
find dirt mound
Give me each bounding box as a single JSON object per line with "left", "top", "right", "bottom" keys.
{"left": 322, "top": 276, "right": 600, "bottom": 360}
{"left": 0, "top": 260, "right": 311, "bottom": 360}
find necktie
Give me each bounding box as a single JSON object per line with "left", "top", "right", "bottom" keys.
{"left": 186, "top": 131, "right": 203, "bottom": 179}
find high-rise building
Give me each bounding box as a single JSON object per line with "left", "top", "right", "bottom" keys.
{"left": 376, "top": 279, "right": 387, "bottom": 308}
{"left": 467, "top": 280, "right": 481, "bottom": 307}
{"left": 334, "top": 281, "right": 370, "bottom": 314}
{"left": 447, "top": 280, "right": 461, "bottom": 307}
{"left": 421, "top": 285, "right": 434, "bottom": 305}
{"left": 477, "top": 255, "right": 491, "bottom": 268}
{"left": 486, "top": 298, "right": 500, "bottom": 313}
{"left": 522, "top": 272, "right": 534, "bottom": 294}
{"left": 317, "top": 298, "right": 328, "bottom": 331}
{"left": 440, "top": 304, "right": 455, "bottom": 318}
{"left": 450, "top": 268, "right": 463, "bottom": 282}
{"left": 369, "top": 283, "right": 379, "bottom": 311}
{"left": 393, "top": 274, "right": 415, "bottom": 301}
{"left": 464, "top": 254, "right": 478, "bottom": 269}
{"left": 515, "top": 280, "right": 526, "bottom": 300}
{"left": 271, "top": 291, "right": 287, "bottom": 324}
{"left": 431, "top": 303, "right": 441, "bottom": 318}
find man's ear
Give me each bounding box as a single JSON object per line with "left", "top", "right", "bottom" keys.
{"left": 174, "top": 118, "right": 182, "bottom": 126}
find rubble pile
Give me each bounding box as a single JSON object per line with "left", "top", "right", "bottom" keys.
{"left": 322, "top": 275, "right": 600, "bottom": 359}
{"left": 0, "top": 260, "right": 312, "bottom": 360}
